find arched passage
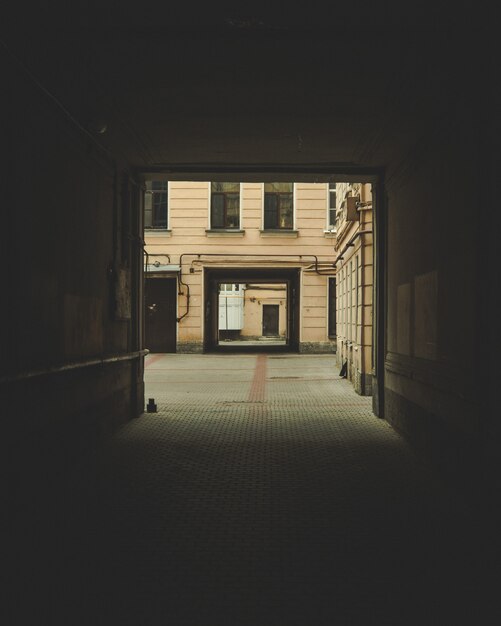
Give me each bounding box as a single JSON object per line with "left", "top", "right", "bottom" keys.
{"left": 2, "top": 17, "right": 497, "bottom": 625}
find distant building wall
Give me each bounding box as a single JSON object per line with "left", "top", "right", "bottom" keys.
{"left": 144, "top": 182, "right": 338, "bottom": 353}
{"left": 335, "top": 183, "right": 373, "bottom": 394}
{"left": 241, "top": 285, "right": 287, "bottom": 338}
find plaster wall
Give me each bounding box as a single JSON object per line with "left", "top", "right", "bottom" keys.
{"left": 384, "top": 110, "right": 483, "bottom": 485}
{"left": 335, "top": 185, "right": 373, "bottom": 394}
{"left": 144, "top": 182, "right": 337, "bottom": 352}
{"left": 241, "top": 286, "right": 287, "bottom": 338}
{"left": 1, "top": 55, "right": 143, "bottom": 503}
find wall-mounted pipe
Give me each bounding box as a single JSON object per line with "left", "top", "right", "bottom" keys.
{"left": 334, "top": 230, "right": 372, "bottom": 265}
{"left": 303, "top": 263, "right": 337, "bottom": 274}
{"left": 177, "top": 267, "right": 190, "bottom": 323}
{"left": 144, "top": 252, "right": 171, "bottom": 263}
{"left": 180, "top": 252, "right": 328, "bottom": 274}
{"left": 175, "top": 252, "right": 337, "bottom": 323}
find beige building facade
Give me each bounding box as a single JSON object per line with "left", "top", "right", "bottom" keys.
{"left": 334, "top": 183, "right": 374, "bottom": 395}
{"left": 143, "top": 181, "right": 339, "bottom": 354}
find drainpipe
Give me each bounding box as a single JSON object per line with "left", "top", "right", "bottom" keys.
{"left": 177, "top": 268, "right": 190, "bottom": 323}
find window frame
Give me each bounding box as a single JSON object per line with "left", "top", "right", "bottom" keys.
{"left": 219, "top": 283, "right": 242, "bottom": 293}
{"left": 328, "top": 277, "right": 337, "bottom": 338}
{"left": 209, "top": 182, "right": 242, "bottom": 230}
{"left": 144, "top": 180, "right": 169, "bottom": 230}
{"left": 326, "top": 182, "right": 337, "bottom": 231}
{"left": 262, "top": 183, "right": 295, "bottom": 230}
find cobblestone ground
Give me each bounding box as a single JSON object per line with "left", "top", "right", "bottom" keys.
{"left": 20, "top": 354, "right": 495, "bottom": 626}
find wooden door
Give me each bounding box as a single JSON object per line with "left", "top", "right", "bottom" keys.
{"left": 145, "top": 277, "right": 177, "bottom": 353}
{"left": 262, "top": 304, "right": 279, "bottom": 336}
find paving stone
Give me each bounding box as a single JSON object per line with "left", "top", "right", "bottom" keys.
{"left": 16, "top": 353, "right": 495, "bottom": 626}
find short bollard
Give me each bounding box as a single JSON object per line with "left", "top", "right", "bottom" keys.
{"left": 146, "top": 398, "right": 157, "bottom": 413}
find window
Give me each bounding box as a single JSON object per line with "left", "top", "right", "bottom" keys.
{"left": 264, "top": 183, "right": 293, "bottom": 229}
{"left": 219, "top": 283, "right": 241, "bottom": 292}
{"left": 328, "top": 277, "right": 337, "bottom": 337}
{"left": 145, "top": 181, "right": 168, "bottom": 229}
{"left": 328, "top": 183, "right": 336, "bottom": 230}
{"left": 211, "top": 183, "right": 240, "bottom": 229}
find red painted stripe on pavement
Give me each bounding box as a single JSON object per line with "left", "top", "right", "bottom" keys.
{"left": 144, "top": 354, "right": 165, "bottom": 368}
{"left": 248, "top": 354, "right": 267, "bottom": 402}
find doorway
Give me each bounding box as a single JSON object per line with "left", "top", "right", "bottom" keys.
{"left": 262, "top": 304, "right": 279, "bottom": 336}
{"left": 205, "top": 268, "right": 300, "bottom": 353}
{"left": 144, "top": 277, "right": 177, "bottom": 353}
{"left": 218, "top": 283, "right": 287, "bottom": 348}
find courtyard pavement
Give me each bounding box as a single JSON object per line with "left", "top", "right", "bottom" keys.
{"left": 19, "top": 353, "right": 496, "bottom": 626}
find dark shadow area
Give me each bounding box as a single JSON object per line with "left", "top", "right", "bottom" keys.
{"left": 9, "top": 382, "right": 496, "bottom": 626}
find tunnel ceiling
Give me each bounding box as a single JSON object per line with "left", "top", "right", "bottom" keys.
{"left": 2, "top": 9, "right": 485, "bottom": 173}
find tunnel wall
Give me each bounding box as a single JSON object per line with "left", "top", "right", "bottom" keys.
{"left": 1, "top": 52, "right": 144, "bottom": 497}
{"left": 383, "top": 104, "right": 486, "bottom": 490}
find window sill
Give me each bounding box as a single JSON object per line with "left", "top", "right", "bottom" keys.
{"left": 205, "top": 229, "right": 245, "bottom": 237}
{"left": 323, "top": 229, "right": 337, "bottom": 238}
{"left": 259, "top": 229, "right": 299, "bottom": 238}
{"left": 144, "top": 229, "right": 172, "bottom": 237}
